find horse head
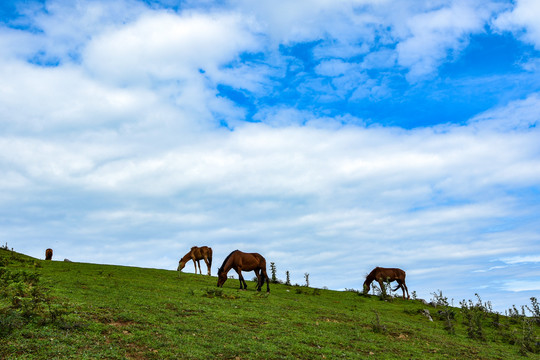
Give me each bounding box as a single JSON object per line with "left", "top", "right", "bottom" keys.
{"left": 177, "top": 260, "right": 186, "bottom": 272}
{"left": 217, "top": 267, "right": 226, "bottom": 287}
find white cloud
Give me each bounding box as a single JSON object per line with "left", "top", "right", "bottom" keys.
{"left": 494, "top": 0, "right": 540, "bottom": 49}
{"left": 501, "top": 255, "right": 540, "bottom": 264}
{"left": 0, "top": 61, "right": 168, "bottom": 133}
{"left": 503, "top": 280, "right": 540, "bottom": 292}
{"left": 396, "top": 2, "right": 492, "bottom": 80}
{"left": 469, "top": 92, "right": 540, "bottom": 131}
{"left": 232, "top": 0, "right": 501, "bottom": 81}
{"left": 83, "top": 11, "right": 261, "bottom": 84}
{"left": 2, "top": 0, "right": 147, "bottom": 63}
{"left": 231, "top": 0, "right": 372, "bottom": 44}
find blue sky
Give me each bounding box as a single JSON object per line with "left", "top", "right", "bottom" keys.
{"left": 1, "top": 0, "right": 539, "bottom": 312}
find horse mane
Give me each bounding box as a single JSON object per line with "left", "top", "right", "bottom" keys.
{"left": 218, "top": 250, "right": 238, "bottom": 274}
{"left": 365, "top": 267, "right": 378, "bottom": 282}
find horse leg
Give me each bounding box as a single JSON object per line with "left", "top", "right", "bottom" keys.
{"left": 261, "top": 268, "right": 270, "bottom": 293}
{"left": 395, "top": 280, "right": 407, "bottom": 299}
{"left": 240, "top": 272, "right": 248, "bottom": 289}
{"left": 197, "top": 260, "right": 203, "bottom": 274}
{"left": 254, "top": 269, "right": 262, "bottom": 291}
{"left": 203, "top": 256, "right": 211, "bottom": 276}
{"left": 402, "top": 281, "right": 410, "bottom": 300}
{"left": 398, "top": 280, "right": 405, "bottom": 299}
{"left": 235, "top": 268, "right": 247, "bottom": 290}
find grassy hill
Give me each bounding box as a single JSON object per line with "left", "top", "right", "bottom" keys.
{"left": 1, "top": 248, "right": 538, "bottom": 359}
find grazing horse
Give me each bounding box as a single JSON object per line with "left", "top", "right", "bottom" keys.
{"left": 177, "top": 246, "right": 213, "bottom": 275}
{"left": 363, "top": 267, "right": 410, "bottom": 299}
{"left": 217, "top": 250, "right": 270, "bottom": 292}
{"left": 45, "top": 248, "right": 53, "bottom": 260}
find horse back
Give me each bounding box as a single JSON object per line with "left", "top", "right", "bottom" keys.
{"left": 236, "top": 251, "right": 266, "bottom": 271}
{"left": 191, "top": 246, "right": 211, "bottom": 259}
{"left": 375, "top": 267, "right": 406, "bottom": 281}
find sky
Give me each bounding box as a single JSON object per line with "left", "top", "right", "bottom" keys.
{"left": 1, "top": 0, "right": 539, "bottom": 312}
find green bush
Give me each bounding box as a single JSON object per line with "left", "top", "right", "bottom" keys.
{"left": 0, "top": 253, "right": 71, "bottom": 338}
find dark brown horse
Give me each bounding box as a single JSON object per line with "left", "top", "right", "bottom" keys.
{"left": 177, "top": 246, "right": 213, "bottom": 275}
{"left": 363, "top": 267, "right": 410, "bottom": 299}
{"left": 45, "top": 248, "right": 53, "bottom": 260}
{"left": 217, "top": 250, "right": 270, "bottom": 292}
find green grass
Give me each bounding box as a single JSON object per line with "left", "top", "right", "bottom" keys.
{"left": 1, "top": 248, "right": 539, "bottom": 359}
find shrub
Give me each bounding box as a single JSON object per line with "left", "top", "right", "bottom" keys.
{"left": 304, "top": 273, "right": 310, "bottom": 287}
{"left": 0, "top": 255, "right": 72, "bottom": 337}
{"left": 459, "top": 294, "right": 488, "bottom": 341}
{"left": 285, "top": 271, "right": 291, "bottom": 286}
{"left": 371, "top": 310, "right": 387, "bottom": 334}
{"left": 518, "top": 317, "right": 538, "bottom": 355}
{"left": 270, "top": 262, "right": 278, "bottom": 283}
{"left": 525, "top": 297, "right": 540, "bottom": 325}
{"left": 430, "top": 290, "right": 455, "bottom": 334}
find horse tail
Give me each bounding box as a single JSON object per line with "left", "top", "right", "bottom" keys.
{"left": 208, "top": 248, "right": 213, "bottom": 269}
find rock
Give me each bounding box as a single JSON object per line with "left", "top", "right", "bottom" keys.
{"left": 420, "top": 309, "right": 433, "bottom": 322}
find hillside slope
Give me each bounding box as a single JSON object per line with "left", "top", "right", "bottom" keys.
{"left": 1, "top": 248, "right": 538, "bottom": 359}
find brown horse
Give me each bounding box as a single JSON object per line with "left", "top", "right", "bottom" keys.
{"left": 217, "top": 250, "right": 270, "bottom": 292}
{"left": 177, "top": 246, "right": 213, "bottom": 275}
{"left": 45, "top": 248, "right": 53, "bottom": 260}
{"left": 363, "top": 267, "right": 410, "bottom": 299}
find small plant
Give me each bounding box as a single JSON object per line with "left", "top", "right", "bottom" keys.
{"left": 203, "top": 288, "right": 223, "bottom": 298}
{"left": 460, "top": 294, "right": 487, "bottom": 341}
{"left": 295, "top": 287, "right": 306, "bottom": 295}
{"left": 525, "top": 297, "right": 540, "bottom": 325}
{"left": 371, "top": 310, "right": 387, "bottom": 334}
{"left": 430, "top": 290, "right": 449, "bottom": 307}
{"left": 411, "top": 291, "right": 417, "bottom": 300}
{"left": 269, "top": 262, "right": 279, "bottom": 284}
{"left": 430, "top": 290, "right": 455, "bottom": 334}
{"left": 506, "top": 304, "right": 524, "bottom": 324}
{"left": 0, "top": 255, "right": 72, "bottom": 337}
{"left": 285, "top": 271, "right": 291, "bottom": 286}
{"left": 442, "top": 310, "right": 455, "bottom": 335}
{"left": 0, "top": 308, "right": 22, "bottom": 338}
{"left": 304, "top": 273, "right": 310, "bottom": 287}
{"left": 345, "top": 288, "right": 362, "bottom": 295}
{"left": 375, "top": 279, "right": 393, "bottom": 301}
{"left": 518, "top": 317, "right": 538, "bottom": 355}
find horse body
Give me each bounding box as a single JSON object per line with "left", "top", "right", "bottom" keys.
{"left": 217, "top": 250, "right": 270, "bottom": 292}
{"left": 363, "top": 267, "right": 410, "bottom": 299}
{"left": 177, "top": 246, "right": 213, "bottom": 275}
{"left": 45, "top": 248, "right": 53, "bottom": 260}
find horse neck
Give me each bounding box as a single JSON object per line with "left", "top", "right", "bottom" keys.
{"left": 224, "top": 256, "right": 236, "bottom": 272}
{"left": 219, "top": 252, "right": 236, "bottom": 274}
{"left": 180, "top": 252, "right": 192, "bottom": 263}
{"left": 365, "top": 269, "right": 379, "bottom": 284}
{"left": 364, "top": 273, "right": 375, "bottom": 286}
